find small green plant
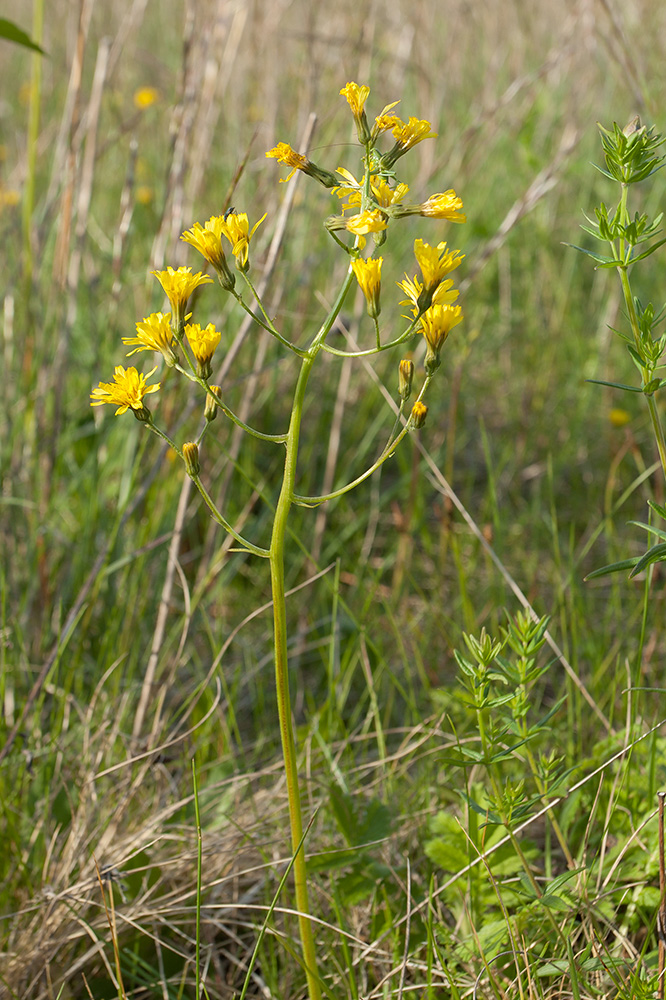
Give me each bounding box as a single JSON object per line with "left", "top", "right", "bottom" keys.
{"left": 90, "top": 81, "right": 467, "bottom": 998}
{"left": 567, "top": 118, "right": 666, "bottom": 580}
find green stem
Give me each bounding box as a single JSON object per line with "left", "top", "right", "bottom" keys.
{"left": 267, "top": 266, "right": 355, "bottom": 1000}
{"left": 237, "top": 277, "right": 308, "bottom": 356}
{"left": 293, "top": 377, "right": 431, "bottom": 506}
{"left": 616, "top": 258, "right": 666, "bottom": 480}
{"left": 174, "top": 365, "right": 288, "bottom": 443}
{"left": 270, "top": 355, "right": 321, "bottom": 1000}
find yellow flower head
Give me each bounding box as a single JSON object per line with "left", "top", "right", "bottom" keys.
{"left": 151, "top": 266, "right": 213, "bottom": 327}
{"left": 398, "top": 275, "right": 458, "bottom": 317}
{"left": 333, "top": 170, "right": 409, "bottom": 215}
{"left": 266, "top": 142, "right": 310, "bottom": 181}
{"left": 133, "top": 87, "right": 160, "bottom": 110}
{"left": 123, "top": 311, "right": 178, "bottom": 366}
{"left": 410, "top": 401, "right": 428, "bottom": 429}
{"left": 371, "top": 176, "right": 409, "bottom": 208}
{"left": 219, "top": 210, "right": 267, "bottom": 271}
{"left": 181, "top": 218, "right": 224, "bottom": 267}
{"left": 90, "top": 365, "right": 160, "bottom": 416}
{"left": 420, "top": 303, "right": 464, "bottom": 373}
{"left": 185, "top": 321, "right": 222, "bottom": 379}
{"left": 414, "top": 239, "right": 464, "bottom": 293}
{"left": 420, "top": 189, "right": 466, "bottom": 223}
{"left": 393, "top": 117, "right": 437, "bottom": 150}
{"left": 340, "top": 81, "right": 372, "bottom": 143}
{"left": 351, "top": 256, "right": 383, "bottom": 319}
{"left": 266, "top": 142, "right": 338, "bottom": 188}
{"left": 372, "top": 100, "right": 402, "bottom": 138}
{"left": 340, "top": 81, "right": 370, "bottom": 117}
{"left": 344, "top": 209, "right": 387, "bottom": 249}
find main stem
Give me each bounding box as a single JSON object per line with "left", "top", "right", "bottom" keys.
{"left": 270, "top": 352, "right": 321, "bottom": 1000}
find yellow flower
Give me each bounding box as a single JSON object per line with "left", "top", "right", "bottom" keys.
{"left": 333, "top": 170, "right": 409, "bottom": 214}
{"left": 398, "top": 275, "right": 458, "bottom": 317}
{"left": 414, "top": 239, "right": 464, "bottom": 293}
{"left": 340, "top": 81, "right": 371, "bottom": 143}
{"left": 219, "top": 210, "right": 267, "bottom": 271}
{"left": 372, "top": 100, "right": 402, "bottom": 138}
{"left": 344, "top": 209, "right": 387, "bottom": 249}
{"left": 266, "top": 141, "right": 309, "bottom": 179}
{"left": 266, "top": 142, "right": 338, "bottom": 187}
{"left": 90, "top": 365, "right": 160, "bottom": 416}
{"left": 340, "top": 81, "right": 370, "bottom": 117}
{"left": 151, "top": 266, "right": 213, "bottom": 327}
{"left": 398, "top": 358, "right": 414, "bottom": 400}
{"left": 123, "top": 312, "right": 178, "bottom": 366}
{"left": 133, "top": 87, "right": 160, "bottom": 109}
{"left": 609, "top": 408, "right": 631, "bottom": 427}
{"left": 410, "top": 401, "right": 428, "bottom": 429}
{"left": 393, "top": 117, "right": 437, "bottom": 150}
{"left": 351, "top": 256, "right": 383, "bottom": 318}
{"left": 419, "top": 190, "right": 466, "bottom": 223}
{"left": 135, "top": 186, "right": 153, "bottom": 205}
{"left": 185, "top": 321, "right": 222, "bottom": 378}
{"left": 379, "top": 116, "right": 437, "bottom": 169}
{"left": 181, "top": 218, "right": 235, "bottom": 288}
{"left": 420, "top": 304, "right": 464, "bottom": 373}
{"left": 371, "top": 177, "right": 409, "bottom": 208}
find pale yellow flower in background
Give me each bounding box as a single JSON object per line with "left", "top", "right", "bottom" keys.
{"left": 151, "top": 266, "right": 213, "bottom": 326}
{"left": 609, "top": 408, "right": 631, "bottom": 427}
{"left": 134, "top": 87, "right": 160, "bottom": 109}
{"left": 90, "top": 365, "right": 160, "bottom": 415}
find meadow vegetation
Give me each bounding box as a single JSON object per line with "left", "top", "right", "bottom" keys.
{"left": 2, "top": 1, "right": 666, "bottom": 997}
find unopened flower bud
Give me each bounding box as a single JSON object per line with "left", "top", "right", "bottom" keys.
{"left": 205, "top": 386, "right": 220, "bottom": 422}
{"left": 398, "top": 359, "right": 414, "bottom": 401}
{"left": 132, "top": 406, "right": 152, "bottom": 423}
{"left": 410, "top": 401, "right": 427, "bottom": 429}
{"left": 182, "top": 442, "right": 200, "bottom": 478}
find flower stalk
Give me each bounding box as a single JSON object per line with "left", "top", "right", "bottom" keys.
{"left": 90, "top": 80, "right": 467, "bottom": 999}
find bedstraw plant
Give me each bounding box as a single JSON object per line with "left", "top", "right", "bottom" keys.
{"left": 569, "top": 118, "right": 666, "bottom": 582}
{"left": 90, "top": 81, "right": 467, "bottom": 998}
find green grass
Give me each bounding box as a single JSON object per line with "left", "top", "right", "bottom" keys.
{"left": 2, "top": 1, "right": 666, "bottom": 997}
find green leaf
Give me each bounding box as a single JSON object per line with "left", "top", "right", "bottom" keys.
{"left": 629, "top": 542, "right": 666, "bottom": 577}
{"left": 648, "top": 499, "right": 666, "bottom": 520}
{"left": 0, "top": 17, "right": 45, "bottom": 54}
{"left": 561, "top": 242, "right": 618, "bottom": 265}
{"left": 627, "top": 521, "right": 666, "bottom": 542}
{"left": 584, "top": 557, "right": 640, "bottom": 580}
{"left": 585, "top": 378, "right": 643, "bottom": 393}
